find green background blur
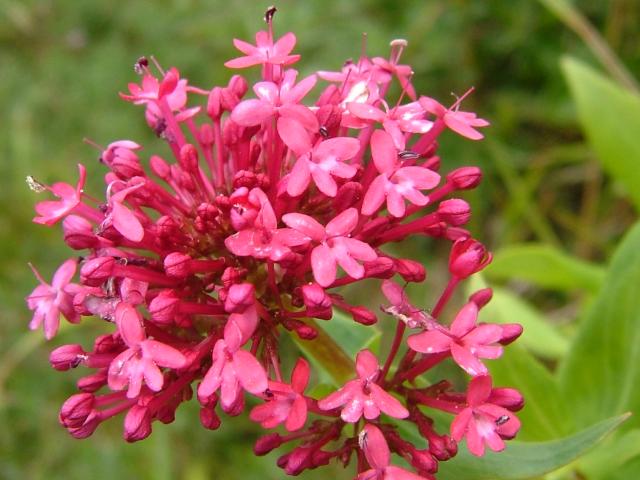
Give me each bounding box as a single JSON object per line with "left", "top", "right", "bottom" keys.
{"left": 1, "top": 1, "right": 638, "bottom": 479}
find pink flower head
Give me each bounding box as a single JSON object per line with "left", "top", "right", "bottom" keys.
{"left": 33, "top": 164, "right": 87, "bottom": 225}
{"left": 197, "top": 321, "right": 268, "bottom": 411}
{"left": 283, "top": 208, "right": 377, "bottom": 287}
{"left": 407, "top": 302, "right": 503, "bottom": 376}
{"left": 26, "top": 259, "right": 79, "bottom": 340}
{"left": 318, "top": 350, "right": 408, "bottom": 423}
{"left": 279, "top": 118, "right": 360, "bottom": 197}
{"left": 451, "top": 375, "right": 522, "bottom": 456}
{"left": 347, "top": 101, "right": 432, "bottom": 150}
{"left": 250, "top": 357, "right": 310, "bottom": 431}
{"left": 225, "top": 188, "right": 310, "bottom": 262}
{"left": 362, "top": 130, "right": 440, "bottom": 217}
{"left": 231, "top": 69, "right": 318, "bottom": 131}
{"left": 225, "top": 31, "right": 300, "bottom": 69}
{"left": 357, "top": 424, "right": 424, "bottom": 480}
{"left": 420, "top": 95, "right": 489, "bottom": 140}
{"left": 108, "top": 303, "right": 186, "bottom": 398}
{"left": 381, "top": 280, "right": 432, "bottom": 329}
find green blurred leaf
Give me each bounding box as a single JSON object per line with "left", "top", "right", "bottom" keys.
{"left": 560, "top": 222, "right": 640, "bottom": 430}
{"left": 575, "top": 429, "right": 640, "bottom": 479}
{"left": 291, "top": 311, "right": 380, "bottom": 386}
{"left": 489, "top": 344, "right": 572, "bottom": 441}
{"left": 437, "top": 414, "right": 628, "bottom": 480}
{"left": 562, "top": 57, "right": 640, "bottom": 211}
{"left": 485, "top": 243, "right": 605, "bottom": 293}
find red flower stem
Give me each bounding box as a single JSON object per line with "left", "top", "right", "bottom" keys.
{"left": 374, "top": 211, "right": 440, "bottom": 244}
{"left": 380, "top": 320, "right": 406, "bottom": 384}
{"left": 158, "top": 98, "right": 187, "bottom": 149}
{"left": 212, "top": 119, "right": 225, "bottom": 188}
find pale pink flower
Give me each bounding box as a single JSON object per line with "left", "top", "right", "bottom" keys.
{"left": 451, "top": 375, "right": 522, "bottom": 456}
{"left": 407, "top": 302, "right": 503, "bottom": 376}
{"left": 318, "top": 350, "right": 408, "bottom": 423}
{"left": 362, "top": 130, "right": 440, "bottom": 217}
{"left": 357, "top": 424, "right": 425, "bottom": 480}
{"left": 225, "top": 188, "right": 309, "bottom": 262}
{"left": 108, "top": 303, "right": 186, "bottom": 398}
{"left": 250, "top": 357, "right": 310, "bottom": 431}
{"left": 26, "top": 258, "right": 79, "bottom": 340}
{"left": 283, "top": 208, "right": 377, "bottom": 287}
{"left": 33, "top": 164, "right": 87, "bottom": 225}
{"left": 278, "top": 118, "right": 360, "bottom": 197}
{"left": 225, "top": 31, "right": 300, "bottom": 68}
{"left": 420, "top": 95, "right": 489, "bottom": 140}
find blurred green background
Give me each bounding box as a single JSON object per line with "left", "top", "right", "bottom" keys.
{"left": 1, "top": 0, "right": 639, "bottom": 479}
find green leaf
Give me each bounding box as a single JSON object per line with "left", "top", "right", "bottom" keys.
{"left": 488, "top": 345, "right": 572, "bottom": 441}
{"left": 485, "top": 243, "right": 605, "bottom": 293}
{"left": 437, "top": 414, "right": 629, "bottom": 480}
{"left": 562, "top": 57, "right": 640, "bottom": 211}
{"left": 560, "top": 222, "right": 640, "bottom": 431}
{"left": 291, "top": 311, "right": 381, "bottom": 386}
{"left": 576, "top": 429, "right": 640, "bottom": 479}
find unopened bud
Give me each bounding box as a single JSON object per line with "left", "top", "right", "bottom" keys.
{"left": 50, "top": 344, "right": 86, "bottom": 371}
{"left": 351, "top": 306, "right": 377, "bottom": 325}
{"left": 254, "top": 433, "right": 283, "bottom": 456}
{"left": 124, "top": 405, "right": 152, "bottom": 442}
{"left": 80, "top": 256, "right": 115, "bottom": 286}
{"left": 448, "top": 237, "right": 491, "bottom": 278}
{"left": 447, "top": 166, "right": 482, "bottom": 190}
{"left": 438, "top": 198, "right": 471, "bottom": 226}
{"left": 163, "top": 252, "right": 191, "bottom": 278}
{"left": 394, "top": 258, "right": 426, "bottom": 283}
{"left": 59, "top": 393, "right": 96, "bottom": 428}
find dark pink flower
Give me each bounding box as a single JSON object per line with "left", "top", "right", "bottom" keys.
{"left": 250, "top": 357, "right": 310, "bottom": 431}
{"left": 357, "top": 424, "right": 425, "bottom": 480}
{"left": 33, "top": 164, "right": 87, "bottom": 226}
{"left": 225, "top": 188, "right": 309, "bottom": 262}
{"left": 451, "top": 375, "right": 521, "bottom": 456}
{"left": 318, "top": 350, "right": 408, "bottom": 423}
{"left": 449, "top": 237, "right": 492, "bottom": 279}
{"left": 283, "top": 208, "right": 377, "bottom": 287}
{"left": 225, "top": 31, "right": 300, "bottom": 68}
{"left": 108, "top": 303, "right": 186, "bottom": 398}
{"left": 26, "top": 259, "right": 79, "bottom": 340}
{"left": 420, "top": 95, "right": 489, "bottom": 140}
{"left": 362, "top": 130, "right": 440, "bottom": 217}
{"left": 407, "top": 302, "right": 503, "bottom": 376}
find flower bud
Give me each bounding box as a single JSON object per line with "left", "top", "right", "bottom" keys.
{"left": 410, "top": 449, "right": 437, "bottom": 474}
{"left": 163, "top": 252, "right": 191, "bottom": 278}
{"left": 438, "top": 198, "right": 471, "bottom": 226}
{"left": 59, "top": 393, "right": 96, "bottom": 428}
{"left": 150, "top": 155, "right": 171, "bottom": 180}
{"left": 148, "top": 290, "right": 179, "bottom": 325}
{"left": 394, "top": 258, "right": 426, "bottom": 283}
{"left": 428, "top": 433, "right": 458, "bottom": 461}
{"left": 179, "top": 143, "right": 199, "bottom": 172}
{"left": 447, "top": 166, "right": 482, "bottom": 190}
{"left": 67, "top": 410, "right": 101, "bottom": 439}
{"left": 489, "top": 387, "right": 525, "bottom": 411}
{"left": 77, "top": 370, "right": 108, "bottom": 392}
{"left": 499, "top": 323, "right": 523, "bottom": 346}
{"left": 225, "top": 283, "right": 255, "bottom": 313}
{"left": 80, "top": 256, "right": 115, "bottom": 286}
{"left": 363, "top": 257, "right": 395, "bottom": 279}
{"left": 228, "top": 74, "right": 249, "bottom": 98}
{"left": 200, "top": 406, "right": 221, "bottom": 430}
{"left": 448, "top": 237, "right": 491, "bottom": 278}
{"left": 351, "top": 306, "right": 377, "bottom": 325}
{"left": 124, "top": 405, "right": 152, "bottom": 442}
{"left": 254, "top": 433, "right": 283, "bottom": 456}
{"left": 50, "top": 344, "right": 86, "bottom": 371}
{"left": 63, "top": 215, "right": 98, "bottom": 249}
{"left": 301, "top": 283, "right": 332, "bottom": 319}
{"left": 207, "top": 87, "right": 223, "bottom": 119}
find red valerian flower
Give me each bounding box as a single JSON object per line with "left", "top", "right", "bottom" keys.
{"left": 250, "top": 357, "right": 310, "bottom": 431}
{"left": 318, "top": 350, "right": 408, "bottom": 423}
{"left": 283, "top": 208, "right": 377, "bottom": 287}
{"left": 33, "top": 164, "right": 88, "bottom": 226}
{"left": 420, "top": 94, "right": 489, "bottom": 141}
{"left": 407, "top": 301, "right": 504, "bottom": 376}
{"left": 225, "top": 31, "right": 300, "bottom": 69}
{"left": 450, "top": 375, "right": 522, "bottom": 456}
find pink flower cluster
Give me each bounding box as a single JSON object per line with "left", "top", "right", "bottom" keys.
{"left": 27, "top": 9, "right": 522, "bottom": 478}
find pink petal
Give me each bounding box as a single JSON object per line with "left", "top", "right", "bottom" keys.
{"left": 342, "top": 237, "right": 377, "bottom": 261}
{"left": 381, "top": 280, "right": 406, "bottom": 307}
{"left": 232, "top": 38, "right": 257, "bottom": 56}
{"left": 282, "top": 213, "right": 325, "bottom": 241}
{"left": 51, "top": 258, "right": 77, "bottom": 289}
{"left": 451, "top": 344, "right": 487, "bottom": 377}
{"left": 382, "top": 119, "right": 406, "bottom": 150}
{"left": 273, "top": 32, "right": 297, "bottom": 56}
{"left": 385, "top": 466, "right": 426, "bottom": 480}
{"left": 233, "top": 350, "right": 268, "bottom": 394}
{"left": 356, "top": 350, "right": 379, "bottom": 379}
{"left": 115, "top": 303, "right": 145, "bottom": 346}
{"left": 341, "top": 393, "right": 365, "bottom": 423}
{"left": 143, "top": 339, "right": 186, "bottom": 369}
{"left": 336, "top": 252, "right": 365, "bottom": 280}
{"left": 467, "top": 375, "right": 493, "bottom": 406}
{"left": 386, "top": 187, "right": 406, "bottom": 217}
{"left": 224, "top": 229, "right": 258, "bottom": 257}
{"left": 43, "top": 304, "right": 60, "bottom": 340}
{"left": 253, "top": 81, "right": 278, "bottom": 103}
{"left": 286, "top": 157, "right": 312, "bottom": 197}
{"left": 279, "top": 104, "right": 319, "bottom": 131}
{"left": 285, "top": 395, "right": 308, "bottom": 431}
{"left": 224, "top": 56, "right": 262, "bottom": 69}
{"left": 395, "top": 166, "right": 440, "bottom": 190}
{"left": 361, "top": 424, "right": 390, "bottom": 469}
{"left": 277, "top": 116, "right": 312, "bottom": 155}
{"left": 450, "top": 302, "right": 479, "bottom": 337}
{"left": 369, "top": 383, "right": 409, "bottom": 419}
{"left": 451, "top": 408, "right": 472, "bottom": 441}
{"left": 231, "top": 99, "right": 275, "bottom": 126}
{"left": 419, "top": 96, "right": 446, "bottom": 116}
{"left": 108, "top": 349, "right": 136, "bottom": 392}
{"left": 407, "top": 330, "right": 452, "bottom": 354}
{"left": 310, "top": 167, "right": 338, "bottom": 197}
{"left": 318, "top": 384, "right": 353, "bottom": 410}
{"left": 361, "top": 174, "right": 388, "bottom": 215}
{"left": 371, "top": 129, "right": 397, "bottom": 174}
{"left": 314, "top": 137, "right": 360, "bottom": 161}
{"left": 284, "top": 74, "right": 317, "bottom": 103}
{"left": 291, "top": 358, "right": 310, "bottom": 393}
{"left": 142, "top": 358, "right": 164, "bottom": 392}
{"left": 347, "top": 102, "right": 385, "bottom": 122}
{"left": 220, "top": 363, "right": 241, "bottom": 409}
{"left": 311, "top": 244, "right": 337, "bottom": 287}
{"left": 463, "top": 324, "right": 503, "bottom": 347}
{"left": 326, "top": 208, "right": 358, "bottom": 237}
{"left": 362, "top": 396, "right": 381, "bottom": 420}
{"left": 465, "top": 417, "right": 486, "bottom": 456}
{"left": 112, "top": 202, "right": 144, "bottom": 242}
{"left": 444, "top": 112, "right": 484, "bottom": 140}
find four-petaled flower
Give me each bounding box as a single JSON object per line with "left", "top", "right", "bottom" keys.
{"left": 33, "top": 164, "right": 86, "bottom": 226}
{"left": 26, "top": 258, "right": 79, "bottom": 340}
{"left": 451, "top": 375, "right": 522, "bottom": 456}
{"left": 250, "top": 357, "right": 310, "bottom": 431}
{"left": 108, "top": 303, "right": 187, "bottom": 398}
{"left": 225, "top": 31, "right": 300, "bottom": 69}
{"left": 283, "top": 208, "right": 377, "bottom": 287}
{"left": 407, "top": 301, "right": 503, "bottom": 376}
{"left": 357, "top": 424, "right": 424, "bottom": 480}
{"left": 420, "top": 95, "right": 489, "bottom": 140}
{"left": 362, "top": 129, "right": 441, "bottom": 217}
{"left": 318, "top": 350, "right": 408, "bottom": 423}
